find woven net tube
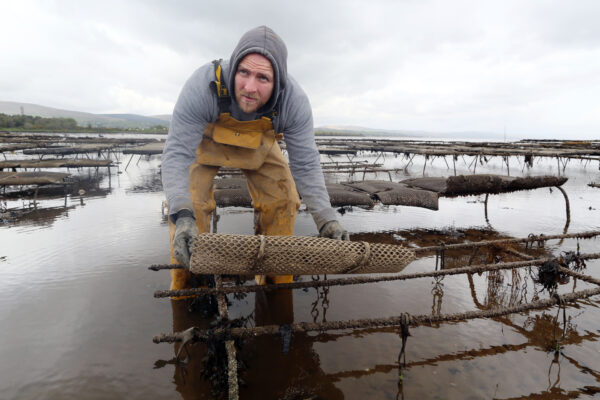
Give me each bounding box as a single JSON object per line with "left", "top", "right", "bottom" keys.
{"left": 189, "top": 233, "right": 416, "bottom": 275}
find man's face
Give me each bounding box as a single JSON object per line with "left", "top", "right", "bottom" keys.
{"left": 234, "top": 53, "right": 274, "bottom": 113}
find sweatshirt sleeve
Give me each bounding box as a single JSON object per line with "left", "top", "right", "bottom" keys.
{"left": 161, "top": 65, "right": 217, "bottom": 216}
{"left": 279, "top": 79, "right": 338, "bottom": 230}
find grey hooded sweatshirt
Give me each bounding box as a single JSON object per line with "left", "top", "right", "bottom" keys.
{"left": 161, "top": 26, "right": 337, "bottom": 230}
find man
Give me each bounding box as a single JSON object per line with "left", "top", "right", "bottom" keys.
{"left": 162, "top": 25, "right": 349, "bottom": 291}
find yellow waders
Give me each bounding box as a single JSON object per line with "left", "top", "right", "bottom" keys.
{"left": 168, "top": 112, "right": 301, "bottom": 291}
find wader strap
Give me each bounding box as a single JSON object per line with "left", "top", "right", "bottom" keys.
{"left": 262, "top": 109, "right": 277, "bottom": 120}
{"left": 210, "top": 59, "right": 231, "bottom": 114}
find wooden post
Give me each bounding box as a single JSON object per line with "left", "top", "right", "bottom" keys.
{"left": 108, "top": 165, "right": 112, "bottom": 189}
{"left": 484, "top": 193, "right": 489, "bottom": 225}
{"left": 124, "top": 154, "right": 135, "bottom": 171}
{"left": 33, "top": 186, "right": 39, "bottom": 209}
{"left": 443, "top": 156, "right": 450, "bottom": 170}
{"left": 555, "top": 185, "right": 571, "bottom": 235}
{"left": 453, "top": 155, "right": 456, "bottom": 176}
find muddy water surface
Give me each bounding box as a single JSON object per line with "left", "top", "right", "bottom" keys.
{"left": 1, "top": 142, "right": 600, "bottom": 399}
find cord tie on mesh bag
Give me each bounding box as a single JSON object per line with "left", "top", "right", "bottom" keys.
{"left": 253, "top": 235, "right": 267, "bottom": 270}
{"left": 344, "top": 241, "right": 371, "bottom": 273}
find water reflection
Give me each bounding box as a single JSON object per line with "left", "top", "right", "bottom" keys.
{"left": 1, "top": 169, "right": 112, "bottom": 225}
{"left": 431, "top": 274, "right": 444, "bottom": 317}
{"left": 240, "top": 289, "right": 344, "bottom": 399}
{"left": 0, "top": 204, "right": 77, "bottom": 227}
{"left": 156, "top": 287, "right": 345, "bottom": 399}
{"left": 353, "top": 227, "right": 553, "bottom": 269}
{"left": 126, "top": 167, "right": 164, "bottom": 193}
{"left": 2, "top": 169, "right": 111, "bottom": 198}
{"left": 314, "top": 303, "right": 599, "bottom": 399}
{"left": 3, "top": 140, "right": 600, "bottom": 399}
{"left": 169, "top": 298, "right": 217, "bottom": 399}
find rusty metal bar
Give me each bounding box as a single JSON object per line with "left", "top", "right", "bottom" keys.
{"left": 501, "top": 246, "right": 536, "bottom": 260}
{"left": 149, "top": 264, "right": 185, "bottom": 271}
{"left": 215, "top": 166, "right": 400, "bottom": 176}
{"left": 225, "top": 341, "right": 239, "bottom": 399}
{"left": 153, "top": 252, "right": 600, "bottom": 298}
{"left": 153, "top": 286, "right": 600, "bottom": 343}
{"left": 215, "top": 275, "right": 229, "bottom": 319}
{"left": 414, "top": 231, "right": 600, "bottom": 254}
{"left": 214, "top": 275, "right": 239, "bottom": 400}
{"left": 559, "top": 267, "right": 600, "bottom": 286}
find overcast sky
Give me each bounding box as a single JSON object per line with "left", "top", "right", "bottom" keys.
{"left": 1, "top": 0, "right": 599, "bottom": 138}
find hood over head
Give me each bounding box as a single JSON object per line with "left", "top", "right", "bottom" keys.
{"left": 228, "top": 26, "right": 288, "bottom": 114}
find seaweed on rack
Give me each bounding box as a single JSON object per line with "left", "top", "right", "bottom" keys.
{"left": 562, "top": 251, "right": 587, "bottom": 272}
{"left": 188, "top": 274, "right": 218, "bottom": 316}
{"left": 536, "top": 259, "right": 565, "bottom": 292}
{"left": 201, "top": 314, "right": 253, "bottom": 398}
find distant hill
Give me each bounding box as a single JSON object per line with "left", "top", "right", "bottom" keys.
{"left": 0, "top": 101, "right": 169, "bottom": 129}
{"left": 1, "top": 101, "right": 506, "bottom": 138}
{"left": 99, "top": 113, "right": 170, "bottom": 127}
{"left": 315, "top": 125, "right": 424, "bottom": 137}
{"left": 151, "top": 114, "right": 172, "bottom": 123}
{"left": 315, "top": 125, "right": 506, "bottom": 140}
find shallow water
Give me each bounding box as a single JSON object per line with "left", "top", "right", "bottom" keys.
{"left": 1, "top": 142, "right": 600, "bottom": 399}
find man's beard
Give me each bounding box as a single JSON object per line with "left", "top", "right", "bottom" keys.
{"left": 237, "top": 91, "right": 262, "bottom": 112}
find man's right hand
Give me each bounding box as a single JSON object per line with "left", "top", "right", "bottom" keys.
{"left": 173, "top": 214, "right": 199, "bottom": 267}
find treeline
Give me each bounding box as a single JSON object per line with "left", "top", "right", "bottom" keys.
{"left": 0, "top": 113, "right": 77, "bottom": 130}
{"left": 0, "top": 113, "right": 168, "bottom": 133}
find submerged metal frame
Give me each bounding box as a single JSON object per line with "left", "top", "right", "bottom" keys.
{"left": 151, "top": 230, "right": 600, "bottom": 399}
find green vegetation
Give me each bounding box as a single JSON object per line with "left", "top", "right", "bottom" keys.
{"left": 0, "top": 113, "right": 168, "bottom": 133}
{"left": 0, "top": 113, "right": 77, "bottom": 130}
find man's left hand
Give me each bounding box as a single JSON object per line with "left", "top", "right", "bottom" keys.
{"left": 319, "top": 220, "right": 350, "bottom": 241}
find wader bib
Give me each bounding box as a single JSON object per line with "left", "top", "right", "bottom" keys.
{"left": 169, "top": 60, "right": 300, "bottom": 291}
{"left": 196, "top": 114, "right": 277, "bottom": 170}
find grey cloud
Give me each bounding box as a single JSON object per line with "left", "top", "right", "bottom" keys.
{"left": 1, "top": 0, "right": 599, "bottom": 137}
{"left": 518, "top": 0, "right": 600, "bottom": 49}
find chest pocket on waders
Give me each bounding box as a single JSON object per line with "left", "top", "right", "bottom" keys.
{"left": 196, "top": 113, "right": 277, "bottom": 170}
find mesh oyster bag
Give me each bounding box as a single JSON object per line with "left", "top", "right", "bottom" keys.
{"left": 189, "top": 233, "right": 415, "bottom": 275}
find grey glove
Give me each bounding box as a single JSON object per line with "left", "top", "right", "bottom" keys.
{"left": 173, "top": 215, "right": 199, "bottom": 267}
{"left": 319, "top": 220, "right": 350, "bottom": 241}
